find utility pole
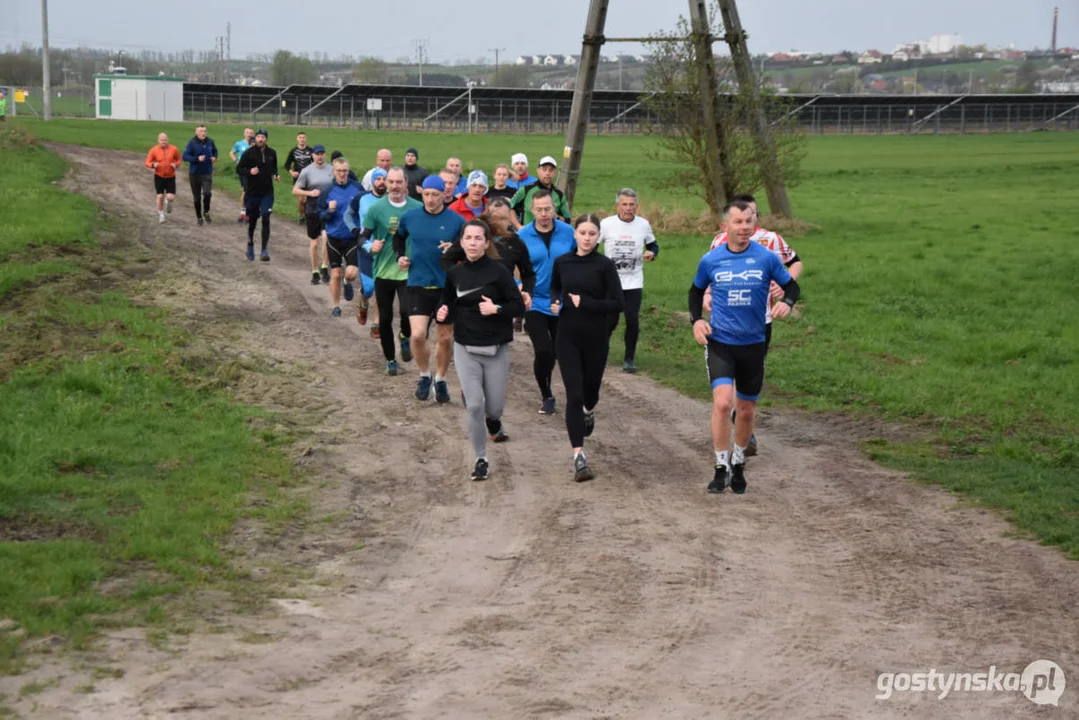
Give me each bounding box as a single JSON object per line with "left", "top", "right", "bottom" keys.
{"left": 715, "top": 0, "right": 790, "bottom": 217}
{"left": 687, "top": 0, "right": 728, "bottom": 216}
{"left": 41, "top": 0, "right": 52, "bottom": 121}
{"left": 489, "top": 47, "right": 506, "bottom": 83}
{"left": 557, "top": 0, "right": 609, "bottom": 210}
{"left": 412, "top": 39, "right": 428, "bottom": 86}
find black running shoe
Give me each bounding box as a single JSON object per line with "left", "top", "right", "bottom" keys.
{"left": 583, "top": 410, "right": 595, "bottom": 438}
{"left": 471, "top": 458, "right": 489, "bottom": 481}
{"left": 197, "top": 217, "right": 204, "bottom": 227}
{"left": 204, "top": 212, "right": 212, "bottom": 224}
{"left": 745, "top": 434, "right": 758, "bottom": 457}
{"left": 486, "top": 417, "right": 509, "bottom": 443}
{"left": 320, "top": 266, "right": 331, "bottom": 283}
{"left": 730, "top": 463, "right": 747, "bottom": 494}
{"left": 434, "top": 379, "right": 450, "bottom": 404}
{"left": 310, "top": 271, "right": 320, "bottom": 285}
{"left": 574, "top": 452, "right": 595, "bottom": 483}
{"left": 539, "top": 397, "right": 556, "bottom": 415}
{"left": 707, "top": 465, "right": 728, "bottom": 494}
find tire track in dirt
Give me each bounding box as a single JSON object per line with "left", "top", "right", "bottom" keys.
{"left": 3, "top": 144, "right": 1075, "bottom": 720}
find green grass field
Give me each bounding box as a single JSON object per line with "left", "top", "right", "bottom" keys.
{"left": 0, "top": 125, "right": 304, "bottom": 674}
{"left": 11, "top": 118, "right": 1079, "bottom": 563}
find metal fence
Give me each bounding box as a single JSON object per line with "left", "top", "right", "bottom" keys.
{"left": 32, "top": 82, "right": 1079, "bottom": 135}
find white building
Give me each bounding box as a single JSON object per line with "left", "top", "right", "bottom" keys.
{"left": 543, "top": 54, "right": 560, "bottom": 66}
{"left": 929, "top": 34, "right": 962, "bottom": 55}
{"left": 95, "top": 75, "right": 184, "bottom": 121}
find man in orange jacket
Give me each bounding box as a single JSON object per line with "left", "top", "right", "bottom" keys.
{"left": 145, "top": 133, "right": 182, "bottom": 224}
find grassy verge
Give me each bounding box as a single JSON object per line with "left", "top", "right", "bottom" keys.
{"left": 15, "top": 118, "right": 1079, "bottom": 558}
{"left": 0, "top": 125, "right": 304, "bottom": 674}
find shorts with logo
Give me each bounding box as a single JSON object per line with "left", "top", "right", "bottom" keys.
{"left": 706, "top": 338, "right": 767, "bottom": 401}
{"left": 326, "top": 236, "right": 359, "bottom": 269}
{"left": 154, "top": 176, "right": 177, "bottom": 195}
{"left": 305, "top": 214, "right": 324, "bottom": 240}
{"left": 408, "top": 286, "right": 451, "bottom": 324}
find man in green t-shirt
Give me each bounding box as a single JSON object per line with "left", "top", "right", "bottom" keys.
{"left": 0, "top": 92, "right": 7, "bottom": 122}
{"left": 510, "top": 155, "right": 571, "bottom": 226}
{"left": 357, "top": 167, "right": 422, "bottom": 375}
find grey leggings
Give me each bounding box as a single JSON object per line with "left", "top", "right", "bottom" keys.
{"left": 453, "top": 342, "right": 510, "bottom": 460}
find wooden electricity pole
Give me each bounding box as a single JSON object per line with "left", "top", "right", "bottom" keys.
{"left": 715, "top": 0, "right": 791, "bottom": 217}
{"left": 687, "top": 0, "right": 727, "bottom": 219}
{"left": 558, "top": 0, "right": 609, "bottom": 211}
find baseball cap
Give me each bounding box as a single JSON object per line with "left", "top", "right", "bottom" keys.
{"left": 311, "top": 144, "right": 326, "bottom": 154}
{"left": 255, "top": 128, "right": 268, "bottom": 138}
{"left": 372, "top": 168, "right": 388, "bottom": 181}
{"left": 511, "top": 153, "right": 528, "bottom": 165}
{"left": 467, "top": 170, "right": 489, "bottom": 189}
{"left": 422, "top": 175, "right": 446, "bottom": 192}
{"left": 538, "top": 156, "right": 557, "bottom": 168}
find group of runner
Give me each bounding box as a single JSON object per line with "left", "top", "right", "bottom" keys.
{"left": 147, "top": 125, "right": 803, "bottom": 490}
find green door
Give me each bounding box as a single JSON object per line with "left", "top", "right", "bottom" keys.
{"left": 98, "top": 78, "right": 112, "bottom": 97}
{"left": 99, "top": 99, "right": 112, "bottom": 117}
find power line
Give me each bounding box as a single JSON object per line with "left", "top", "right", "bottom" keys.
{"left": 489, "top": 46, "right": 506, "bottom": 80}
{"left": 411, "top": 38, "right": 428, "bottom": 86}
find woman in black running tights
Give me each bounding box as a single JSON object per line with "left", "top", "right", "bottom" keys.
{"left": 549, "top": 214, "right": 624, "bottom": 482}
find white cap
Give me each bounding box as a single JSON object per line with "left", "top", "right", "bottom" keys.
{"left": 538, "top": 155, "right": 558, "bottom": 168}
{"left": 511, "top": 153, "right": 528, "bottom": 165}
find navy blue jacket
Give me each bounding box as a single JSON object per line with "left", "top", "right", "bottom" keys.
{"left": 182, "top": 136, "right": 218, "bottom": 175}
{"left": 318, "top": 180, "right": 365, "bottom": 240}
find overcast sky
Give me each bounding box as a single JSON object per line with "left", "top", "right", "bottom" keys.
{"left": 2, "top": 0, "right": 1073, "bottom": 60}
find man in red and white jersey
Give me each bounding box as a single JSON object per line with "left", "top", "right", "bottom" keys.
{"left": 705, "top": 193, "right": 803, "bottom": 455}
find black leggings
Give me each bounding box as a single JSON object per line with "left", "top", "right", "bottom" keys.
{"left": 525, "top": 311, "right": 559, "bottom": 400}
{"left": 607, "top": 288, "right": 642, "bottom": 362}
{"left": 374, "top": 278, "right": 411, "bottom": 361}
{"left": 247, "top": 213, "right": 271, "bottom": 250}
{"left": 557, "top": 326, "right": 610, "bottom": 448}
{"left": 189, "top": 174, "right": 212, "bottom": 218}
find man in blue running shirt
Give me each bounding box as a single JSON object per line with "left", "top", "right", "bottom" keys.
{"left": 393, "top": 175, "right": 466, "bottom": 403}
{"left": 688, "top": 201, "right": 800, "bottom": 496}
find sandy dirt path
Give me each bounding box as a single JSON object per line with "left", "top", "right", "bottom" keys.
{"left": 2, "top": 145, "right": 1075, "bottom": 719}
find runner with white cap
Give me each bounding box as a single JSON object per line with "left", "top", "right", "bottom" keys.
{"left": 449, "top": 170, "right": 489, "bottom": 221}
{"left": 507, "top": 153, "right": 537, "bottom": 190}
{"left": 510, "top": 156, "right": 571, "bottom": 226}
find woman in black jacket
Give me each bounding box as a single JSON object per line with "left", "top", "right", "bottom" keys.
{"left": 437, "top": 219, "right": 525, "bottom": 481}
{"left": 550, "top": 213, "right": 624, "bottom": 482}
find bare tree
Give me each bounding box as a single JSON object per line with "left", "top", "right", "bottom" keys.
{"left": 641, "top": 4, "right": 806, "bottom": 223}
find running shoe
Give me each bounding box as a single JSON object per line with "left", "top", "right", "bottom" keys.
{"left": 204, "top": 213, "right": 212, "bottom": 224}
{"left": 623, "top": 360, "right": 638, "bottom": 374}
{"left": 471, "top": 458, "right": 489, "bottom": 481}
{"left": 513, "top": 317, "right": 524, "bottom": 333}
{"left": 583, "top": 410, "right": 595, "bottom": 438}
{"left": 745, "top": 434, "right": 759, "bottom": 457}
{"left": 400, "top": 337, "right": 412, "bottom": 362}
{"left": 434, "top": 379, "right": 450, "bottom": 404}
{"left": 165, "top": 198, "right": 173, "bottom": 214}
{"left": 539, "top": 397, "right": 556, "bottom": 415}
{"left": 356, "top": 298, "right": 368, "bottom": 325}
{"left": 320, "top": 266, "right": 330, "bottom": 283}
{"left": 297, "top": 216, "right": 306, "bottom": 225}
{"left": 311, "top": 271, "right": 321, "bottom": 285}
{"left": 573, "top": 452, "right": 595, "bottom": 483}
{"left": 158, "top": 214, "right": 165, "bottom": 224}
{"left": 330, "top": 306, "right": 342, "bottom": 318}
{"left": 260, "top": 249, "right": 270, "bottom": 262}
{"left": 245, "top": 244, "right": 255, "bottom": 261}
{"left": 197, "top": 217, "right": 203, "bottom": 227}
{"left": 707, "top": 465, "right": 729, "bottom": 494}
{"left": 386, "top": 360, "right": 398, "bottom": 376}
{"left": 415, "top": 376, "right": 433, "bottom": 401}
{"left": 343, "top": 281, "right": 355, "bottom": 302}
{"left": 237, "top": 213, "right": 246, "bottom": 224}
{"left": 487, "top": 418, "right": 509, "bottom": 443}
{"left": 370, "top": 323, "right": 379, "bottom": 338}
{"left": 730, "top": 463, "right": 747, "bottom": 494}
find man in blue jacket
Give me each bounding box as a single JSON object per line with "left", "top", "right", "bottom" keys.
{"left": 182, "top": 124, "right": 218, "bottom": 226}
{"left": 318, "top": 157, "right": 365, "bottom": 319}
{"left": 517, "top": 189, "right": 576, "bottom": 415}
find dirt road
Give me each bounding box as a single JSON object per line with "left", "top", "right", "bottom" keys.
{"left": 4, "top": 145, "right": 1075, "bottom": 719}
